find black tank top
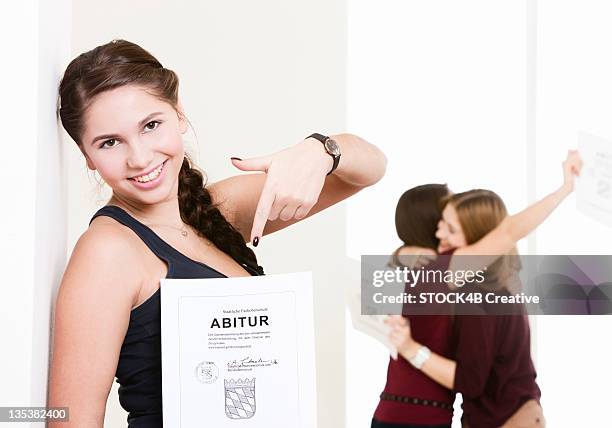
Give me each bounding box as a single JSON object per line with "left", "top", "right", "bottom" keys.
{"left": 89, "top": 205, "right": 264, "bottom": 427}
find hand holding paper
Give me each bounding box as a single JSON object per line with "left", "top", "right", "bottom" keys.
{"left": 577, "top": 132, "right": 612, "bottom": 228}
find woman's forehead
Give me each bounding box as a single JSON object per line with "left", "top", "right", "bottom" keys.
{"left": 442, "top": 204, "right": 458, "bottom": 224}
{"left": 83, "top": 86, "right": 170, "bottom": 137}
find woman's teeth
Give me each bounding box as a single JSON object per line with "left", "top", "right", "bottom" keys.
{"left": 132, "top": 161, "right": 164, "bottom": 183}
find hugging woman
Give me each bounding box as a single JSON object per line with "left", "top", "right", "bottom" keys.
{"left": 376, "top": 151, "right": 581, "bottom": 428}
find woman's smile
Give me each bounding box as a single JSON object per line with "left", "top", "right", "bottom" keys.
{"left": 128, "top": 159, "right": 168, "bottom": 189}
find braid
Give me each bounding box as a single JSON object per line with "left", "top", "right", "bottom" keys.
{"left": 177, "top": 155, "right": 263, "bottom": 274}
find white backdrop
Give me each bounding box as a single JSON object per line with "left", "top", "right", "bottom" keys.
{"left": 0, "top": 0, "right": 71, "bottom": 422}
{"left": 534, "top": 1, "right": 612, "bottom": 426}
{"left": 345, "top": 0, "right": 612, "bottom": 427}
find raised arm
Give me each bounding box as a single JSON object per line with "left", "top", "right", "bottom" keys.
{"left": 455, "top": 150, "right": 582, "bottom": 258}
{"left": 208, "top": 133, "right": 387, "bottom": 244}
{"left": 48, "top": 227, "right": 141, "bottom": 427}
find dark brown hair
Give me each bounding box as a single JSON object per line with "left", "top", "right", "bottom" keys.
{"left": 391, "top": 183, "right": 450, "bottom": 267}
{"left": 395, "top": 183, "right": 450, "bottom": 250}
{"left": 58, "top": 39, "right": 262, "bottom": 274}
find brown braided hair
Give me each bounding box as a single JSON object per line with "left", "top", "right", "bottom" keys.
{"left": 58, "top": 39, "right": 262, "bottom": 274}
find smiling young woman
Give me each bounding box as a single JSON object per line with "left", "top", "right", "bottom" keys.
{"left": 47, "top": 39, "right": 387, "bottom": 427}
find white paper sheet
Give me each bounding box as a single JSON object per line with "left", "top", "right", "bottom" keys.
{"left": 161, "top": 272, "right": 317, "bottom": 427}
{"left": 343, "top": 257, "right": 398, "bottom": 359}
{"left": 577, "top": 132, "right": 612, "bottom": 228}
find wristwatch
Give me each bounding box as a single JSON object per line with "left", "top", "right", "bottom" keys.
{"left": 408, "top": 345, "right": 431, "bottom": 370}
{"left": 307, "top": 133, "right": 341, "bottom": 175}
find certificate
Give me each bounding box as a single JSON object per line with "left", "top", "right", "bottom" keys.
{"left": 343, "top": 256, "right": 398, "bottom": 359}
{"left": 577, "top": 132, "right": 612, "bottom": 228}
{"left": 161, "top": 272, "right": 317, "bottom": 427}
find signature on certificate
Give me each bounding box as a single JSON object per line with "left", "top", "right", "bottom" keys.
{"left": 227, "top": 356, "right": 279, "bottom": 370}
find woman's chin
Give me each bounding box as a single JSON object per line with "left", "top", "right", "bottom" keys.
{"left": 438, "top": 244, "right": 453, "bottom": 253}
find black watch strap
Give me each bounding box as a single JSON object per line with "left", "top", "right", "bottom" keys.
{"left": 308, "top": 133, "right": 328, "bottom": 143}
{"left": 307, "top": 133, "right": 340, "bottom": 175}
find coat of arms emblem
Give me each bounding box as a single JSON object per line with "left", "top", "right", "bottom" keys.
{"left": 224, "top": 378, "right": 256, "bottom": 419}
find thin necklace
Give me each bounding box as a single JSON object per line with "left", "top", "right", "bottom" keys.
{"left": 119, "top": 205, "right": 190, "bottom": 238}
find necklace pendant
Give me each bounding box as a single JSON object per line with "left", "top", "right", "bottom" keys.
{"left": 181, "top": 230, "right": 188, "bottom": 237}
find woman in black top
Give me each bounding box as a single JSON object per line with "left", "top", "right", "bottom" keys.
{"left": 48, "top": 39, "right": 387, "bottom": 427}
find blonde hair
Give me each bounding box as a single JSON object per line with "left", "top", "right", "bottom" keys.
{"left": 443, "top": 189, "right": 520, "bottom": 292}
{"left": 443, "top": 189, "right": 508, "bottom": 244}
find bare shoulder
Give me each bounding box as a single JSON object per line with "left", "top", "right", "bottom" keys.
{"left": 48, "top": 217, "right": 145, "bottom": 424}
{"left": 64, "top": 216, "right": 145, "bottom": 306}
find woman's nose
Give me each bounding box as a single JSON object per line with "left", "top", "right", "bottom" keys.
{"left": 127, "top": 140, "right": 154, "bottom": 170}
{"left": 435, "top": 222, "right": 444, "bottom": 238}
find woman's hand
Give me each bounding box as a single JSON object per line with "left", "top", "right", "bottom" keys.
{"left": 211, "top": 133, "right": 386, "bottom": 245}
{"left": 561, "top": 149, "right": 583, "bottom": 193}
{"left": 385, "top": 315, "right": 420, "bottom": 358}
{"left": 231, "top": 137, "right": 334, "bottom": 244}
{"left": 454, "top": 148, "right": 584, "bottom": 263}
{"left": 387, "top": 314, "right": 457, "bottom": 389}
{"left": 395, "top": 246, "right": 437, "bottom": 269}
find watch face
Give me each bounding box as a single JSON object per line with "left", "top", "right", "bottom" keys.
{"left": 324, "top": 138, "right": 341, "bottom": 156}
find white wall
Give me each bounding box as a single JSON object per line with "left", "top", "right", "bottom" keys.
{"left": 0, "top": 0, "right": 71, "bottom": 426}
{"left": 346, "top": 0, "right": 529, "bottom": 259}
{"left": 0, "top": 0, "right": 37, "bottom": 409}
{"left": 346, "top": 1, "right": 527, "bottom": 426}
{"left": 68, "top": 1, "right": 347, "bottom": 426}
{"left": 534, "top": 1, "right": 612, "bottom": 425}
{"left": 346, "top": 0, "right": 612, "bottom": 426}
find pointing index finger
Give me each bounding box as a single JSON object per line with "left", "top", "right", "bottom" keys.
{"left": 250, "top": 179, "right": 276, "bottom": 245}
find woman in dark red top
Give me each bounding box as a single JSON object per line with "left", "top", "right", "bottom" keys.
{"left": 372, "top": 183, "right": 456, "bottom": 428}
{"left": 387, "top": 151, "right": 582, "bottom": 427}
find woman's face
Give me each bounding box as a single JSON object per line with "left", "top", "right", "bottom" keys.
{"left": 435, "top": 203, "right": 467, "bottom": 253}
{"left": 79, "top": 84, "right": 187, "bottom": 206}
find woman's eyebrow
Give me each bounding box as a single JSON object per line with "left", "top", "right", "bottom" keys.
{"left": 137, "top": 111, "right": 164, "bottom": 126}
{"left": 90, "top": 112, "right": 165, "bottom": 146}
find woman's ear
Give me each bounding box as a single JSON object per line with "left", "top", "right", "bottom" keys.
{"left": 79, "top": 146, "right": 96, "bottom": 170}
{"left": 176, "top": 100, "right": 188, "bottom": 134}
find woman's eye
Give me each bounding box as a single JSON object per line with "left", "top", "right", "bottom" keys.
{"left": 100, "top": 139, "right": 117, "bottom": 149}
{"left": 144, "top": 120, "right": 161, "bottom": 131}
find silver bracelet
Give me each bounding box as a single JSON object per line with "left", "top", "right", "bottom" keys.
{"left": 408, "top": 345, "right": 431, "bottom": 369}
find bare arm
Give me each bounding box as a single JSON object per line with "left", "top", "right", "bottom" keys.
{"left": 47, "top": 227, "right": 142, "bottom": 427}
{"left": 208, "top": 133, "right": 387, "bottom": 243}
{"left": 455, "top": 187, "right": 571, "bottom": 258}
{"left": 456, "top": 150, "right": 582, "bottom": 258}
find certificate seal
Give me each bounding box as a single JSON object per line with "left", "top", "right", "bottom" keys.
{"left": 195, "top": 361, "right": 219, "bottom": 384}
{"left": 225, "top": 378, "right": 256, "bottom": 419}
